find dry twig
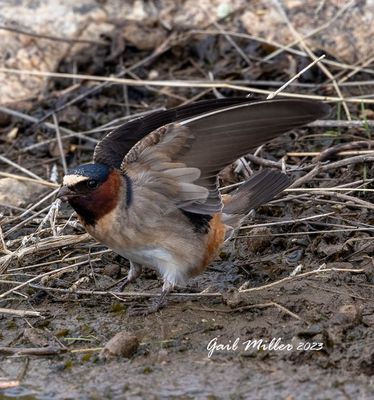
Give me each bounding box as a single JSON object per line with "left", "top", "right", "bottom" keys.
{"left": 239, "top": 267, "right": 365, "bottom": 293}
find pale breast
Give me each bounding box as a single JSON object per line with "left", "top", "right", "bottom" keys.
{"left": 83, "top": 202, "right": 207, "bottom": 285}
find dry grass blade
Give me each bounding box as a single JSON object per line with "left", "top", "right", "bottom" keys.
{"left": 239, "top": 267, "right": 365, "bottom": 293}
{"left": 266, "top": 55, "right": 326, "bottom": 99}
{"left": 239, "top": 212, "right": 334, "bottom": 230}
{"left": 192, "top": 29, "right": 374, "bottom": 76}
{"left": 2, "top": 67, "right": 374, "bottom": 104}
{"left": 0, "top": 234, "right": 90, "bottom": 276}
{"left": 0, "top": 307, "right": 41, "bottom": 317}
{"left": 26, "top": 284, "right": 223, "bottom": 299}
{"left": 0, "top": 255, "right": 99, "bottom": 299}
{"left": 271, "top": 0, "right": 351, "bottom": 119}
{"left": 52, "top": 114, "right": 68, "bottom": 175}
{"left": 0, "top": 171, "right": 58, "bottom": 188}
{"left": 0, "top": 106, "right": 98, "bottom": 144}
{"left": 0, "top": 155, "right": 45, "bottom": 181}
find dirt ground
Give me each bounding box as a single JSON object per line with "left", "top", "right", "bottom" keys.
{"left": 1, "top": 1, "right": 374, "bottom": 399}
{"left": 1, "top": 251, "right": 373, "bottom": 399}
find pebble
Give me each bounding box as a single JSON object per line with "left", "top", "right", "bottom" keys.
{"left": 100, "top": 332, "right": 139, "bottom": 360}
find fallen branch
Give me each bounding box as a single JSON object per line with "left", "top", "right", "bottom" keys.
{"left": 28, "top": 284, "right": 222, "bottom": 299}
{"left": 0, "top": 307, "right": 41, "bottom": 318}
{"left": 316, "top": 141, "right": 374, "bottom": 162}
{"left": 0, "top": 346, "right": 67, "bottom": 356}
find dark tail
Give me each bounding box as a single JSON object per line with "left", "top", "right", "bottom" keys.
{"left": 222, "top": 170, "right": 290, "bottom": 230}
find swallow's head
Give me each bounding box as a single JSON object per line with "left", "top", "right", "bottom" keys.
{"left": 58, "top": 163, "right": 122, "bottom": 226}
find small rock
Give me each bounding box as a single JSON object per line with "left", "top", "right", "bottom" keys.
{"left": 103, "top": 264, "right": 121, "bottom": 279}
{"left": 48, "top": 139, "right": 70, "bottom": 159}
{"left": 100, "top": 331, "right": 139, "bottom": 360}
{"left": 223, "top": 289, "right": 244, "bottom": 308}
{"left": 0, "top": 0, "right": 111, "bottom": 103}
{"left": 0, "top": 178, "right": 46, "bottom": 207}
{"left": 23, "top": 328, "right": 53, "bottom": 347}
{"left": 6, "top": 127, "right": 19, "bottom": 143}
{"left": 317, "top": 241, "right": 348, "bottom": 257}
{"left": 331, "top": 304, "right": 362, "bottom": 326}
{"left": 286, "top": 248, "right": 304, "bottom": 265}
{"left": 359, "top": 109, "right": 374, "bottom": 120}
{"left": 297, "top": 323, "right": 323, "bottom": 338}
{"left": 246, "top": 227, "right": 272, "bottom": 253}
{"left": 57, "top": 106, "right": 82, "bottom": 124}
{"left": 121, "top": 20, "right": 167, "bottom": 51}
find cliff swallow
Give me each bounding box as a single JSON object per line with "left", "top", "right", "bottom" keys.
{"left": 58, "top": 97, "right": 329, "bottom": 313}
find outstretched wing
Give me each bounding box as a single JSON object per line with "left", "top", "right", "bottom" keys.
{"left": 93, "top": 97, "right": 253, "bottom": 168}
{"left": 121, "top": 99, "right": 329, "bottom": 215}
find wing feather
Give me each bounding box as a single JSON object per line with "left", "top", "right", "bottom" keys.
{"left": 93, "top": 97, "right": 253, "bottom": 168}
{"left": 122, "top": 124, "right": 209, "bottom": 209}
{"left": 118, "top": 99, "right": 329, "bottom": 215}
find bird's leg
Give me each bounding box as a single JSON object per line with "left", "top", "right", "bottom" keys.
{"left": 128, "top": 280, "right": 173, "bottom": 316}
{"left": 117, "top": 261, "right": 142, "bottom": 292}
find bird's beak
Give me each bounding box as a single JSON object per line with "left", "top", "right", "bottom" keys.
{"left": 57, "top": 186, "right": 75, "bottom": 202}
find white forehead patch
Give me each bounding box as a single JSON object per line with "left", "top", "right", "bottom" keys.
{"left": 63, "top": 174, "right": 88, "bottom": 186}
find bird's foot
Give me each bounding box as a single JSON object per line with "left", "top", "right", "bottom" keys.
{"left": 111, "top": 262, "right": 143, "bottom": 293}
{"left": 104, "top": 276, "right": 130, "bottom": 292}
{"left": 127, "top": 290, "right": 169, "bottom": 316}
{"left": 116, "top": 277, "right": 130, "bottom": 292}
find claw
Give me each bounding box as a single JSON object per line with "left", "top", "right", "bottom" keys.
{"left": 116, "top": 277, "right": 130, "bottom": 292}
{"left": 127, "top": 289, "right": 169, "bottom": 316}
{"left": 113, "top": 261, "right": 143, "bottom": 293}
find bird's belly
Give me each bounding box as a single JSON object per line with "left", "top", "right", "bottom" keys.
{"left": 87, "top": 226, "right": 160, "bottom": 267}
{"left": 118, "top": 247, "right": 175, "bottom": 269}
{"left": 86, "top": 219, "right": 191, "bottom": 281}
{"left": 84, "top": 207, "right": 212, "bottom": 285}
{"left": 119, "top": 246, "right": 192, "bottom": 285}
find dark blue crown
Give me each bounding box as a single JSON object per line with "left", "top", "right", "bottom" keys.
{"left": 67, "top": 163, "right": 110, "bottom": 182}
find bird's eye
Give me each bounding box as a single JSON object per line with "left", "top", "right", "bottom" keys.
{"left": 87, "top": 179, "right": 98, "bottom": 189}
